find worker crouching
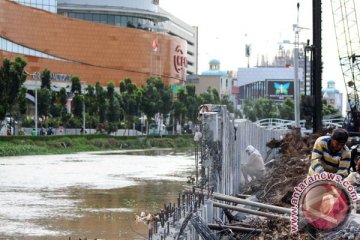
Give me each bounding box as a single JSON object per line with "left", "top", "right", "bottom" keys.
{"left": 241, "top": 145, "right": 265, "bottom": 184}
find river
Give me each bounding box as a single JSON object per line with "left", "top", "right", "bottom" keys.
{"left": 0, "top": 149, "right": 195, "bottom": 240}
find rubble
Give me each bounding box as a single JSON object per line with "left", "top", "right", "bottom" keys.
{"left": 144, "top": 128, "right": 360, "bottom": 239}
{"left": 242, "top": 128, "right": 332, "bottom": 207}
{"left": 238, "top": 128, "right": 360, "bottom": 239}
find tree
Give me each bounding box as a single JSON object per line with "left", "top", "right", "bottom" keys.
{"left": 18, "top": 86, "right": 27, "bottom": 116}
{"left": 140, "top": 77, "right": 173, "bottom": 125}
{"left": 107, "top": 96, "right": 121, "bottom": 125}
{"left": 119, "top": 78, "right": 140, "bottom": 129}
{"left": 49, "top": 91, "right": 62, "bottom": 118}
{"left": 199, "top": 87, "right": 220, "bottom": 105}
{"left": 173, "top": 99, "right": 186, "bottom": 126}
{"left": 71, "top": 76, "right": 82, "bottom": 94}
{"left": 242, "top": 98, "right": 257, "bottom": 121}
{"left": 278, "top": 98, "right": 294, "bottom": 120}
{"left": 107, "top": 81, "right": 115, "bottom": 98}
{"left": 0, "top": 57, "right": 27, "bottom": 120}
{"left": 70, "top": 76, "right": 84, "bottom": 118}
{"left": 185, "top": 85, "right": 200, "bottom": 123}
{"left": 85, "top": 85, "right": 98, "bottom": 117}
{"left": 106, "top": 82, "right": 122, "bottom": 129}
{"left": 59, "top": 87, "right": 67, "bottom": 107}
{"left": 41, "top": 68, "right": 51, "bottom": 90}
{"left": 72, "top": 94, "right": 83, "bottom": 118}
{"left": 242, "top": 97, "right": 278, "bottom": 121}
{"left": 96, "top": 82, "right": 107, "bottom": 123}
{"left": 322, "top": 99, "right": 341, "bottom": 117}
{"left": 220, "top": 95, "right": 234, "bottom": 113}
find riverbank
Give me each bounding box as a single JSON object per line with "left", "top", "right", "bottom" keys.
{"left": 0, "top": 134, "right": 194, "bottom": 157}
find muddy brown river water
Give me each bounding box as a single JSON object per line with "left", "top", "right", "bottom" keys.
{"left": 0, "top": 149, "right": 194, "bottom": 240}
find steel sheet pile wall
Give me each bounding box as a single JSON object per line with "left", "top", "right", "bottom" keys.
{"left": 200, "top": 114, "right": 289, "bottom": 195}
{"left": 198, "top": 106, "right": 289, "bottom": 207}
{"left": 234, "top": 119, "right": 289, "bottom": 177}
{"left": 148, "top": 109, "right": 290, "bottom": 239}
{"left": 198, "top": 105, "right": 235, "bottom": 195}
{"left": 219, "top": 106, "right": 235, "bottom": 196}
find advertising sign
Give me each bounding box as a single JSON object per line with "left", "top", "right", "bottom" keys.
{"left": 267, "top": 79, "right": 294, "bottom": 100}
{"left": 173, "top": 45, "right": 187, "bottom": 73}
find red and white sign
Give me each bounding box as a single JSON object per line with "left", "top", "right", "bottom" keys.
{"left": 152, "top": 39, "right": 159, "bottom": 52}
{"left": 173, "top": 45, "right": 187, "bottom": 73}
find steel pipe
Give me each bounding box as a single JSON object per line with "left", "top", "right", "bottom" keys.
{"left": 184, "top": 187, "right": 291, "bottom": 214}
{"left": 208, "top": 223, "right": 262, "bottom": 234}
{"left": 213, "top": 202, "right": 289, "bottom": 220}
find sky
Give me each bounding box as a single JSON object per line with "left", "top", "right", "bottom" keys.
{"left": 160, "top": 0, "right": 347, "bottom": 94}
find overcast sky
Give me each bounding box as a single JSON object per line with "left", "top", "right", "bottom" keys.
{"left": 160, "top": 0, "right": 346, "bottom": 90}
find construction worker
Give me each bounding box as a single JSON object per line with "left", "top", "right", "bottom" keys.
{"left": 305, "top": 128, "right": 351, "bottom": 237}
{"left": 241, "top": 145, "right": 265, "bottom": 184}
{"left": 308, "top": 128, "right": 351, "bottom": 179}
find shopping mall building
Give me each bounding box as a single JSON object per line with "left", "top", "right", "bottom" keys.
{"left": 0, "top": 0, "right": 198, "bottom": 90}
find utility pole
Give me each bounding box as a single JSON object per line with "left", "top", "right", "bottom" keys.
{"left": 82, "top": 98, "right": 85, "bottom": 132}
{"left": 294, "top": 3, "right": 301, "bottom": 128}
{"left": 35, "top": 88, "right": 38, "bottom": 136}
{"left": 313, "top": 0, "right": 322, "bottom": 133}
{"left": 245, "top": 34, "right": 251, "bottom": 68}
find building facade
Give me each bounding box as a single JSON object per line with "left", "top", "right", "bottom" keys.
{"left": 158, "top": 7, "right": 198, "bottom": 75}
{"left": 186, "top": 59, "right": 235, "bottom": 97}
{"left": 56, "top": 0, "right": 198, "bottom": 75}
{"left": 0, "top": 0, "right": 192, "bottom": 90}
{"left": 235, "top": 67, "right": 304, "bottom": 106}
{"left": 322, "top": 80, "right": 343, "bottom": 113}
{"left": 12, "top": 0, "right": 57, "bottom": 12}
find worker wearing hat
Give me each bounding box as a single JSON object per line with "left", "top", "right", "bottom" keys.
{"left": 308, "top": 128, "right": 351, "bottom": 179}
{"left": 241, "top": 145, "right": 265, "bottom": 184}
{"left": 305, "top": 128, "right": 352, "bottom": 236}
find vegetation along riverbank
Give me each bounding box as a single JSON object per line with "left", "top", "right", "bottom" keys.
{"left": 0, "top": 134, "right": 194, "bottom": 157}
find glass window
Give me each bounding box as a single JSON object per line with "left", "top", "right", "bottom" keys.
{"left": 84, "top": 13, "right": 92, "bottom": 21}
{"left": 0, "top": 38, "right": 4, "bottom": 50}
{"left": 15, "top": 0, "right": 57, "bottom": 12}
{"left": 29, "top": 49, "right": 36, "bottom": 56}
{"left": 69, "top": 12, "right": 76, "bottom": 18}
{"left": 24, "top": 46, "right": 30, "bottom": 55}
{"left": 100, "top": 14, "right": 107, "bottom": 24}
{"left": 49, "top": 5, "right": 56, "bottom": 13}
{"left": 108, "top": 15, "right": 115, "bottom": 25}
{"left": 115, "top": 16, "right": 121, "bottom": 26}
{"left": 93, "top": 14, "right": 100, "bottom": 23}
{"left": 75, "top": 13, "right": 83, "bottom": 19}
{"left": 120, "top": 16, "right": 127, "bottom": 26}
{"left": 7, "top": 41, "right": 13, "bottom": 52}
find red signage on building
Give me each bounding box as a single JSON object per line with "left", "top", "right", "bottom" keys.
{"left": 174, "top": 45, "right": 187, "bottom": 73}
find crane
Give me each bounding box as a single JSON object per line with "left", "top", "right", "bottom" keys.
{"left": 331, "top": 0, "right": 360, "bottom": 132}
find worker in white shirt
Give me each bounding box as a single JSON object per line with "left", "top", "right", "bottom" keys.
{"left": 241, "top": 145, "right": 265, "bottom": 184}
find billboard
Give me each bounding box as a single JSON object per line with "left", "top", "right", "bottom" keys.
{"left": 266, "top": 79, "right": 294, "bottom": 100}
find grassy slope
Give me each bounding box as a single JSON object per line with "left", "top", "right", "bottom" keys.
{"left": 0, "top": 134, "right": 194, "bottom": 157}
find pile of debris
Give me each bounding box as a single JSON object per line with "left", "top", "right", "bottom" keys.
{"left": 238, "top": 128, "right": 334, "bottom": 239}
{"left": 242, "top": 128, "right": 331, "bottom": 207}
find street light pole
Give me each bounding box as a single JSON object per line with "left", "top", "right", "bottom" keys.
{"left": 35, "top": 88, "right": 38, "bottom": 136}
{"left": 82, "top": 98, "right": 85, "bottom": 132}
{"left": 294, "top": 3, "right": 301, "bottom": 128}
